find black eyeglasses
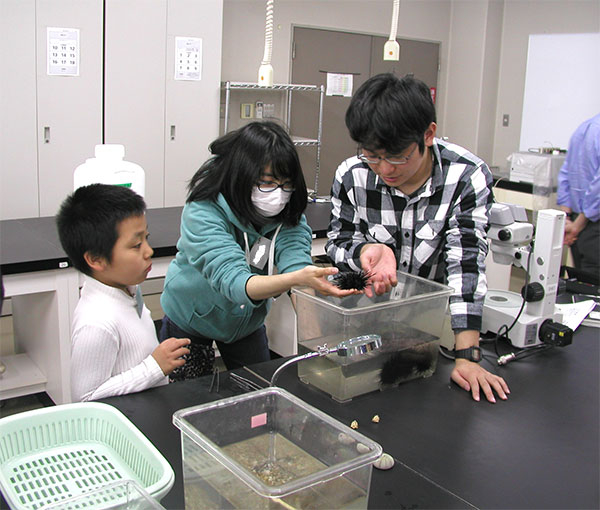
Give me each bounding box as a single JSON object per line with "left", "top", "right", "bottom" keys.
{"left": 357, "top": 145, "right": 417, "bottom": 165}
{"left": 256, "top": 180, "right": 295, "bottom": 193}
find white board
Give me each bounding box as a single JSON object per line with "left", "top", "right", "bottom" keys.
{"left": 520, "top": 33, "right": 600, "bottom": 152}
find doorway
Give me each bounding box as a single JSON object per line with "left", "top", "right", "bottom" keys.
{"left": 290, "top": 26, "right": 439, "bottom": 196}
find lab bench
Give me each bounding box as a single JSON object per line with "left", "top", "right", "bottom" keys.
{"left": 98, "top": 316, "right": 599, "bottom": 510}
{"left": 0, "top": 202, "right": 333, "bottom": 404}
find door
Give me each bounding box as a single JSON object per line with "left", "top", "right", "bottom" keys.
{"left": 290, "top": 28, "right": 372, "bottom": 195}
{"left": 291, "top": 27, "right": 439, "bottom": 196}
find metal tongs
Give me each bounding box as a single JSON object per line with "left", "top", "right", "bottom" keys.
{"left": 229, "top": 372, "right": 263, "bottom": 392}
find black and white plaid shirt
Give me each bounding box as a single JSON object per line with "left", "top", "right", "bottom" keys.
{"left": 326, "top": 138, "right": 493, "bottom": 331}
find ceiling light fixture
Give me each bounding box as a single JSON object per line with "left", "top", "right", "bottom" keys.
{"left": 384, "top": 0, "right": 400, "bottom": 61}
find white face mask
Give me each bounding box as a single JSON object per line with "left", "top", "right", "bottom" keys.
{"left": 251, "top": 187, "right": 291, "bottom": 217}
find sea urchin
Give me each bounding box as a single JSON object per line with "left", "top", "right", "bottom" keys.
{"left": 331, "top": 270, "right": 371, "bottom": 291}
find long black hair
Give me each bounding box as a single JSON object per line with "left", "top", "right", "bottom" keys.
{"left": 187, "top": 121, "right": 308, "bottom": 227}
{"left": 346, "top": 73, "right": 436, "bottom": 156}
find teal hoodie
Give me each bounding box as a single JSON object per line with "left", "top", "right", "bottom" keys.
{"left": 160, "top": 194, "right": 313, "bottom": 343}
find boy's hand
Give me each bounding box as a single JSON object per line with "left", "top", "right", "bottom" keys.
{"left": 152, "top": 337, "right": 191, "bottom": 375}
{"left": 360, "top": 244, "right": 398, "bottom": 297}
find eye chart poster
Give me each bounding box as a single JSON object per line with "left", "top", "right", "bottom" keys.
{"left": 47, "top": 27, "right": 80, "bottom": 76}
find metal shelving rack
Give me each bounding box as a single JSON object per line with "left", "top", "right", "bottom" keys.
{"left": 222, "top": 81, "right": 325, "bottom": 193}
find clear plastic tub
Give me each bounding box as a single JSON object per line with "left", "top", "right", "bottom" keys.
{"left": 173, "top": 387, "right": 382, "bottom": 509}
{"left": 44, "top": 480, "right": 165, "bottom": 510}
{"left": 293, "top": 271, "right": 453, "bottom": 401}
{"left": 0, "top": 403, "right": 174, "bottom": 510}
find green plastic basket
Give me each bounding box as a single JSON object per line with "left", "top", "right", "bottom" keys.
{"left": 0, "top": 403, "right": 174, "bottom": 510}
{"left": 43, "top": 480, "right": 165, "bottom": 510}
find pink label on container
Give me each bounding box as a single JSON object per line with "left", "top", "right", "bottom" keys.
{"left": 251, "top": 412, "right": 267, "bottom": 428}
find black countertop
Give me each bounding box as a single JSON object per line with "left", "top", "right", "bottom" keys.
{"left": 101, "top": 321, "right": 599, "bottom": 510}
{"left": 0, "top": 202, "right": 333, "bottom": 275}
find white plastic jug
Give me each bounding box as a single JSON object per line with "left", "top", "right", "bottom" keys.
{"left": 74, "top": 144, "right": 145, "bottom": 197}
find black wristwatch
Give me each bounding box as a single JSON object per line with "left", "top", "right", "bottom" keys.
{"left": 454, "top": 346, "right": 482, "bottom": 362}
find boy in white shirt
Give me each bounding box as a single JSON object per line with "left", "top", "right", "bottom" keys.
{"left": 56, "top": 183, "right": 190, "bottom": 402}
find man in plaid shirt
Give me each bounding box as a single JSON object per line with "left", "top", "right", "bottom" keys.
{"left": 326, "top": 74, "right": 509, "bottom": 403}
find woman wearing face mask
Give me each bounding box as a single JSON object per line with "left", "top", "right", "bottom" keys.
{"left": 159, "top": 121, "right": 355, "bottom": 373}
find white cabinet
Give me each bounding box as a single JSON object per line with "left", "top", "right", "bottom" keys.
{"left": 104, "top": 0, "right": 167, "bottom": 209}
{"left": 164, "top": 0, "right": 223, "bottom": 207}
{"left": 2, "top": 269, "right": 79, "bottom": 404}
{"left": 0, "top": 0, "right": 38, "bottom": 219}
{"left": 0, "top": 0, "right": 223, "bottom": 219}
{"left": 105, "top": 0, "right": 223, "bottom": 209}
{"left": 0, "top": 0, "right": 102, "bottom": 219}
{"left": 0, "top": 258, "right": 174, "bottom": 405}
{"left": 36, "top": 0, "right": 104, "bottom": 217}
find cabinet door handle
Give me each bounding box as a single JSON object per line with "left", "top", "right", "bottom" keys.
{"left": 170, "top": 125, "right": 176, "bottom": 140}
{"left": 44, "top": 126, "right": 50, "bottom": 144}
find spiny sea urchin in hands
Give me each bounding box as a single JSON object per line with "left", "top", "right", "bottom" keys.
{"left": 331, "top": 270, "right": 371, "bottom": 290}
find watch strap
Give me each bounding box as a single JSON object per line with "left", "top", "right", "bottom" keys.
{"left": 454, "top": 346, "right": 482, "bottom": 362}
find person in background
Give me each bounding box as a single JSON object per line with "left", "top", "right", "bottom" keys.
{"left": 326, "top": 73, "right": 510, "bottom": 403}
{"left": 56, "top": 184, "right": 190, "bottom": 402}
{"left": 159, "top": 121, "right": 356, "bottom": 372}
{"left": 557, "top": 113, "right": 600, "bottom": 283}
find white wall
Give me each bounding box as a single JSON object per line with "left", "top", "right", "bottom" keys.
{"left": 222, "top": 0, "right": 600, "bottom": 169}
{"left": 443, "top": 0, "right": 494, "bottom": 160}
{"left": 222, "top": 0, "right": 451, "bottom": 133}
{"left": 493, "top": 0, "right": 600, "bottom": 168}
{"left": 520, "top": 32, "right": 600, "bottom": 152}
{"left": 2, "top": 0, "right": 598, "bottom": 217}
{"left": 443, "top": 0, "right": 503, "bottom": 164}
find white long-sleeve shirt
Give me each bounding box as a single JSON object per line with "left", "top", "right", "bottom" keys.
{"left": 70, "top": 276, "right": 168, "bottom": 402}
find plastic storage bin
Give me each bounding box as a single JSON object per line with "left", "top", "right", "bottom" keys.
{"left": 44, "top": 480, "right": 165, "bottom": 510}
{"left": 173, "top": 387, "right": 382, "bottom": 509}
{"left": 0, "top": 403, "right": 174, "bottom": 510}
{"left": 293, "top": 271, "right": 453, "bottom": 402}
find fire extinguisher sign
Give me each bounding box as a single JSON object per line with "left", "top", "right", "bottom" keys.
{"left": 430, "top": 87, "right": 437, "bottom": 104}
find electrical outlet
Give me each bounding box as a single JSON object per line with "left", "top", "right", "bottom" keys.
{"left": 241, "top": 103, "right": 254, "bottom": 119}
{"left": 263, "top": 103, "right": 275, "bottom": 118}
{"left": 255, "top": 101, "right": 264, "bottom": 119}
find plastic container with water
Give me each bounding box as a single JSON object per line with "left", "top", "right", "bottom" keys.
{"left": 74, "top": 144, "right": 145, "bottom": 197}
{"left": 293, "top": 271, "right": 453, "bottom": 402}
{"left": 173, "top": 387, "right": 382, "bottom": 509}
